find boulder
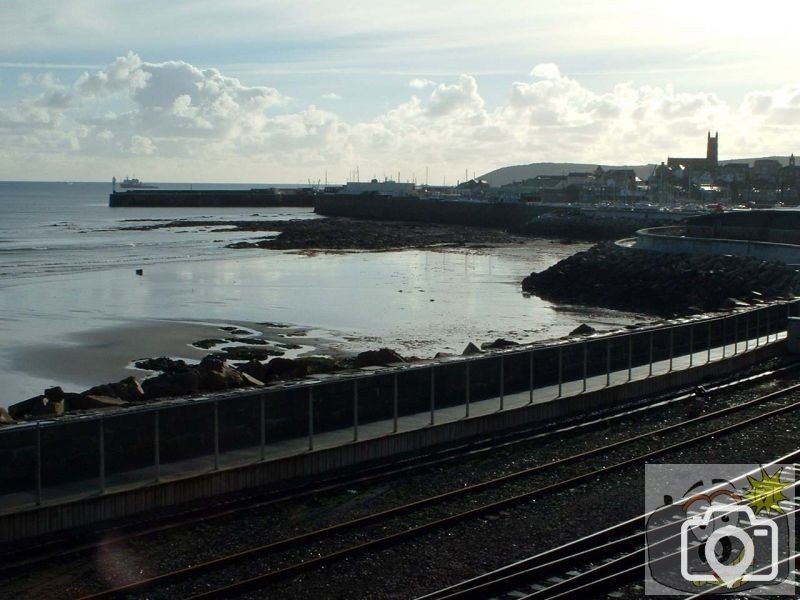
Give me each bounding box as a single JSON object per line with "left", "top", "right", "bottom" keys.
{"left": 569, "top": 324, "right": 596, "bottom": 336}
{"left": 197, "top": 355, "right": 263, "bottom": 392}
{"left": 66, "top": 394, "right": 127, "bottom": 411}
{"left": 134, "top": 357, "right": 190, "bottom": 373}
{"left": 294, "top": 356, "right": 341, "bottom": 375}
{"left": 82, "top": 376, "right": 144, "bottom": 403}
{"left": 30, "top": 396, "right": 65, "bottom": 418}
{"left": 462, "top": 342, "right": 483, "bottom": 356}
{"left": 142, "top": 370, "right": 203, "bottom": 399}
{"left": 214, "top": 346, "right": 284, "bottom": 361}
{"left": 8, "top": 396, "right": 38, "bottom": 419}
{"left": 239, "top": 356, "right": 343, "bottom": 382}
{"left": 263, "top": 357, "right": 304, "bottom": 378}
{"left": 354, "top": 348, "right": 406, "bottom": 368}
{"left": 434, "top": 352, "right": 455, "bottom": 359}
{"left": 44, "top": 386, "right": 65, "bottom": 402}
{"left": 0, "top": 407, "right": 14, "bottom": 425}
{"left": 481, "top": 338, "right": 519, "bottom": 350}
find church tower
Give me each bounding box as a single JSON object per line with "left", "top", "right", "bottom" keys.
{"left": 706, "top": 131, "right": 719, "bottom": 166}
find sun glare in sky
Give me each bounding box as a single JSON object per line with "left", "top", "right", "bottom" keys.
{"left": 0, "top": 1, "right": 798, "bottom": 183}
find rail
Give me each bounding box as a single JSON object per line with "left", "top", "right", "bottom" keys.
{"left": 0, "top": 300, "right": 796, "bottom": 512}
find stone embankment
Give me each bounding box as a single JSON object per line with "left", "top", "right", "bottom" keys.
{"left": 523, "top": 242, "right": 800, "bottom": 316}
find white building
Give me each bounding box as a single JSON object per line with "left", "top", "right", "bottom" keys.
{"left": 337, "top": 180, "right": 416, "bottom": 197}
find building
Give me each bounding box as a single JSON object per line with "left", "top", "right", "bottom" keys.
{"left": 336, "top": 180, "right": 416, "bottom": 197}
{"left": 667, "top": 131, "right": 719, "bottom": 171}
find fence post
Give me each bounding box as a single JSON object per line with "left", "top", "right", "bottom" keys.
{"left": 259, "top": 396, "right": 266, "bottom": 461}
{"left": 582, "top": 342, "right": 588, "bottom": 392}
{"left": 465, "top": 362, "right": 471, "bottom": 418}
{"left": 648, "top": 331, "right": 654, "bottom": 376}
{"left": 605, "top": 340, "right": 611, "bottom": 387}
{"left": 528, "top": 351, "right": 534, "bottom": 404}
{"left": 213, "top": 400, "right": 219, "bottom": 471}
{"left": 35, "top": 423, "right": 42, "bottom": 506}
{"left": 308, "top": 387, "right": 314, "bottom": 451}
{"left": 154, "top": 409, "right": 160, "bottom": 483}
{"left": 628, "top": 335, "right": 633, "bottom": 381}
{"left": 499, "top": 355, "right": 505, "bottom": 411}
{"left": 745, "top": 312, "right": 750, "bottom": 351}
{"left": 689, "top": 324, "right": 695, "bottom": 366}
{"left": 353, "top": 380, "right": 359, "bottom": 442}
{"left": 707, "top": 321, "right": 712, "bottom": 363}
{"left": 733, "top": 314, "right": 738, "bottom": 356}
{"left": 756, "top": 310, "right": 761, "bottom": 347}
{"left": 393, "top": 373, "right": 399, "bottom": 433}
{"left": 766, "top": 308, "right": 771, "bottom": 343}
{"left": 668, "top": 328, "right": 674, "bottom": 372}
{"left": 557, "top": 346, "right": 563, "bottom": 398}
{"left": 721, "top": 318, "right": 726, "bottom": 359}
{"left": 98, "top": 417, "right": 105, "bottom": 494}
{"left": 430, "top": 367, "right": 436, "bottom": 425}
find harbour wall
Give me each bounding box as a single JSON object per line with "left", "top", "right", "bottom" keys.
{"left": 636, "top": 226, "right": 800, "bottom": 264}
{"left": 315, "top": 195, "right": 686, "bottom": 240}
{"left": 315, "top": 194, "right": 549, "bottom": 229}
{"left": 109, "top": 189, "right": 316, "bottom": 207}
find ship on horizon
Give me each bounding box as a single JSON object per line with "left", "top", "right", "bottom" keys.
{"left": 114, "top": 176, "right": 158, "bottom": 189}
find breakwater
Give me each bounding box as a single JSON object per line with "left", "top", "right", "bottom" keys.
{"left": 315, "top": 194, "right": 550, "bottom": 229}
{"left": 315, "top": 195, "right": 682, "bottom": 240}
{"left": 109, "top": 188, "right": 316, "bottom": 207}
{"left": 523, "top": 242, "right": 800, "bottom": 315}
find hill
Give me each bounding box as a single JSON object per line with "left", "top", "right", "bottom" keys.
{"left": 480, "top": 163, "right": 655, "bottom": 186}
{"left": 481, "top": 156, "right": 796, "bottom": 187}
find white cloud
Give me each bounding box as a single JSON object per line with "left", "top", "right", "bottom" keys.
{"left": 530, "top": 63, "right": 561, "bottom": 80}
{"left": 426, "top": 75, "right": 484, "bottom": 118}
{"left": 321, "top": 92, "right": 341, "bottom": 100}
{"left": 3, "top": 54, "right": 800, "bottom": 183}
{"left": 128, "top": 135, "right": 155, "bottom": 155}
{"left": 409, "top": 78, "right": 435, "bottom": 89}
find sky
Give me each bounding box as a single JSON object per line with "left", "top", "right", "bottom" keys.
{"left": 1, "top": 0, "right": 799, "bottom": 184}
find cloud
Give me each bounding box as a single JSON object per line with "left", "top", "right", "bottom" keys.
{"left": 409, "top": 78, "right": 435, "bottom": 89}
{"left": 530, "top": 63, "right": 561, "bottom": 80}
{"left": 3, "top": 54, "right": 800, "bottom": 182}
{"left": 426, "top": 75, "right": 485, "bottom": 118}
{"left": 128, "top": 135, "right": 155, "bottom": 155}
{"left": 321, "top": 92, "right": 341, "bottom": 100}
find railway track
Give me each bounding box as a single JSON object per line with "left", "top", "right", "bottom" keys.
{"left": 419, "top": 460, "right": 799, "bottom": 599}
{"left": 74, "top": 381, "right": 800, "bottom": 599}
{"left": 3, "top": 361, "right": 795, "bottom": 575}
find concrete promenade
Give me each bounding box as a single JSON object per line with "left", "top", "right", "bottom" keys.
{"left": 0, "top": 328, "right": 785, "bottom": 518}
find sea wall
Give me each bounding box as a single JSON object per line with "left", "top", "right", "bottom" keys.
{"left": 636, "top": 226, "right": 800, "bottom": 264}
{"left": 315, "top": 194, "right": 549, "bottom": 229}
{"left": 0, "top": 309, "right": 789, "bottom": 542}
{"left": 315, "top": 195, "right": 683, "bottom": 240}
{"left": 109, "top": 189, "right": 316, "bottom": 207}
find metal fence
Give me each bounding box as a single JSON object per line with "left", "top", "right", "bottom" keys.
{"left": 1, "top": 300, "right": 796, "bottom": 510}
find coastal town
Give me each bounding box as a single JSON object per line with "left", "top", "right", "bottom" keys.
{"left": 329, "top": 132, "right": 800, "bottom": 211}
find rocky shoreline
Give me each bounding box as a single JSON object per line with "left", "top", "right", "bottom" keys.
{"left": 3, "top": 333, "right": 532, "bottom": 424}
{"left": 523, "top": 242, "right": 800, "bottom": 316}
{"left": 121, "top": 217, "right": 523, "bottom": 251}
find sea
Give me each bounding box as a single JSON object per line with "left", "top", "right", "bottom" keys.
{"left": 0, "top": 181, "right": 644, "bottom": 407}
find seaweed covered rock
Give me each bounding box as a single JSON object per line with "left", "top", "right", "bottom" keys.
{"left": 142, "top": 355, "right": 263, "bottom": 399}
{"left": 354, "top": 348, "right": 406, "bottom": 367}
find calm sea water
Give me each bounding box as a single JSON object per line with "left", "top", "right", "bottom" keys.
{"left": 0, "top": 182, "right": 642, "bottom": 406}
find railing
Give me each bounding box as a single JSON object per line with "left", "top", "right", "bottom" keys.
{"left": 0, "top": 300, "right": 796, "bottom": 512}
